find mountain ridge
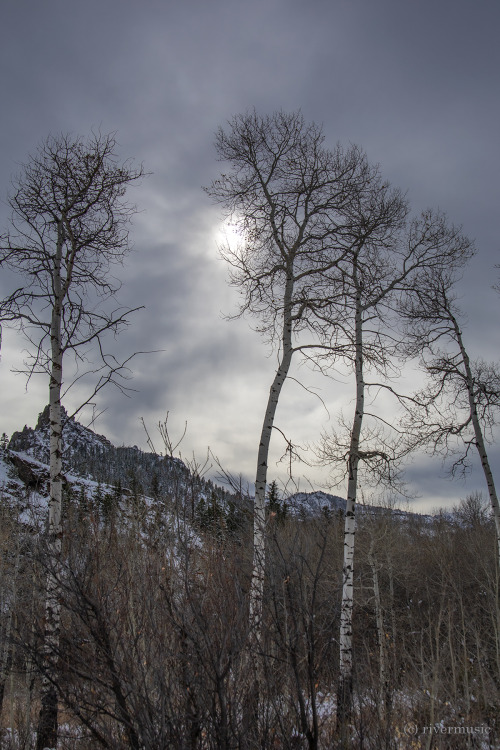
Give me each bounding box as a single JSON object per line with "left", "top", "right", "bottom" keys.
{"left": 3, "top": 406, "right": 429, "bottom": 523}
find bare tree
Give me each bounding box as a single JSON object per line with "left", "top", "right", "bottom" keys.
{"left": 205, "top": 110, "right": 377, "bottom": 645}
{"left": 401, "top": 268, "right": 500, "bottom": 565}
{"left": 0, "top": 131, "right": 144, "bottom": 750}
{"left": 316, "top": 203, "right": 472, "bottom": 733}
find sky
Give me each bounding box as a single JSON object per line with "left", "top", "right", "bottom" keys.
{"left": 0, "top": 0, "right": 498, "bottom": 513}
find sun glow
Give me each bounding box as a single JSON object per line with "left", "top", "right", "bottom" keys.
{"left": 214, "top": 219, "right": 245, "bottom": 255}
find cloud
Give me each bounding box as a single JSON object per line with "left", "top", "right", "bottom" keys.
{"left": 1, "top": 0, "right": 499, "bottom": 509}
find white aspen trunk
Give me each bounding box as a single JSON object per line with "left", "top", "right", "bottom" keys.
{"left": 453, "top": 317, "right": 500, "bottom": 567}
{"left": 337, "top": 279, "right": 364, "bottom": 732}
{"left": 36, "top": 220, "right": 65, "bottom": 750}
{"left": 242, "top": 274, "right": 294, "bottom": 747}
{"left": 249, "top": 274, "right": 294, "bottom": 638}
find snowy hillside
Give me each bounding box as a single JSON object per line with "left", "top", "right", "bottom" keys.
{"left": 2, "top": 407, "right": 242, "bottom": 532}
{"left": 9, "top": 404, "right": 111, "bottom": 465}
{"left": 2, "top": 406, "right": 432, "bottom": 526}
{"left": 8, "top": 406, "right": 195, "bottom": 497}
{"left": 285, "top": 490, "right": 345, "bottom": 517}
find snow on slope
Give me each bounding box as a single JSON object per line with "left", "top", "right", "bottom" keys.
{"left": 4, "top": 406, "right": 433, "bottom": 525}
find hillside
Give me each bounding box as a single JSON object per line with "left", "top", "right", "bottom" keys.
{"left": 5, "top": 406, "right": 235, "bottom": 512}
{"left": 2, "top": 406, "right": 430, "bottom": 526}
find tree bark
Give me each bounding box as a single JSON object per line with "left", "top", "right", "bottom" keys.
{"left": 249, "top": 272, "right": 294, "bottom": 635}
{"left": 36, "top": 221, "right": 65, "bottom": 750}
{"left": 243, "top": 274, "right": 294, "bottom": 747}
{"left": 337, "top": 279, "right": 364, "bottom": 737}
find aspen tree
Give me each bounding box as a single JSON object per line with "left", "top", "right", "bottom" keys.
{"left": 206, "top": 112, "right": 386, "bottom": 746}
{"left": 317, "top": 206, "right": 472, "bottom": 734}
{"left": 0, "top": 132, "right": 143, "bottom": 749}
{"left": 402, "top": 269, "right": 500, "bottom": 566}
{"left": 206, "top": 111, "right": 374, "bottom": 648}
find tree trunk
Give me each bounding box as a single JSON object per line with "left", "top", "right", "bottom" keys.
{"left": 37, "top": 221, "right": 65, "bottom": 750}
{"left": 243, "top": 274, "right": 294, "bottom": 747}
{"left": 0, "top": 545, "right": 20, "bottom": 719}
{"left": 249, "top": 274, "right": 294, "bottom": 638}
{"left": 249, "top": 358, "right": 293, "bottom": 636}
{"left": 337, "top": 282, "right": 364, "bottom": 738}
{"left": 453, "top": 315, "right": 500, "bottom": 566}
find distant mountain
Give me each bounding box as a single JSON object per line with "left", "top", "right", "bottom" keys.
{"left": 4, "top": 407, "right": 237, "bottom": 527}
{"left": 2, "top": 406, "right": 428, "bottom": 525}
{"left": 9, "top": 405, "right": 192, "bottom": 496}
{"left": 9, "top": 404, "right": 111, "bottom": 466}
{"left": 284, "top": 489, "right": 429, "bottom": 523}
{"left": 284, "top": 490, "right": 345, "bottom": 517}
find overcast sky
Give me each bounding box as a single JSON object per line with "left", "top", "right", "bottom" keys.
{"left": 0, "top": 0, "right": 498, "bottom": 512}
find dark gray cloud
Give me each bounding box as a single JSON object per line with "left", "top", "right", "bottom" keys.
{"left": 1, "top": 0, "right": 499, "bottom": 508}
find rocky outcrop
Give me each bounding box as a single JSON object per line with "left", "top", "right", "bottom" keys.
{"left": 8, "top": 452, "right": 51, "bottom": 495}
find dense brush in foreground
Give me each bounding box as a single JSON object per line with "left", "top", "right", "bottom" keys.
{"left": 0, "top": 477, "right": 498, "bottom": 748}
